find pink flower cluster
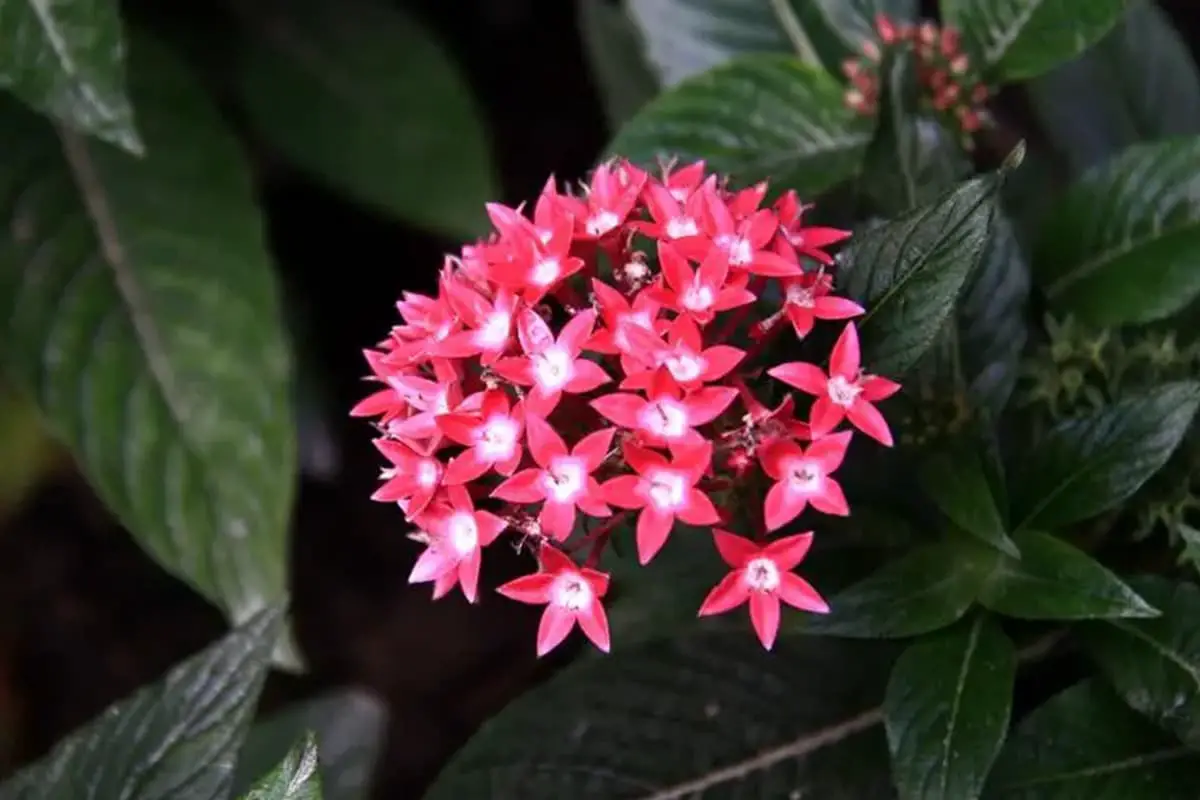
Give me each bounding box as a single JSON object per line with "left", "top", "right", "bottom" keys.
{"left": 353, "top": 159, "right": 900, "bottom": 655}
{"left": 844, "top": 15, "right": 990, "bottom": 149}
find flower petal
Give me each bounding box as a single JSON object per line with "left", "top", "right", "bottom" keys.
{"left": 768, "top": 362, "right": 827, "bottom": 395}
{"left": 764, "top": 480, "right": 807, "bottom": 532}
{"left": 678, "top": 488, "right": 721, "bottom": 526}
{"left": 573, "top": 427, "right": 617, "bottom": 470}
{"left": 830, "top": 323, "right": 861, "bottom": 378}
{"left": 565, "top": 359, "right": 611, "bottom": 393}
{"left": 749, "top": 591, "right": 782, "bottom": 650}
{"left": 778, "top": 572, "right": 830, "bottom": 613}
{"left": 576, "top": 599, "right": 612, "bottom": 653}
{"left": 848, "top": 399, "right": 894, "bottom": 447}
{"left": 525, "top": 412, "right": 567, "bottom": 467}
{"left": 683, "top": 386, "right": 739, "bottom": 425}
{"left": 765, "top": 531, "right": 815, "bottom": 570}
{"left": 536, "top": 605, "right": 576, "bottom": 657}
{"left": 496, "top": 572, "right": 555, "bottom": 604}
{"left": 811, "top": 477, "right": 850, "bottom": 516}
{"left": 698, "top": 570, "right": 750, "bottom": 617}
{"left": 711, "top": 529, "right": 759, "bottom": 568}
{"left": 636, "top": 507, "right": 675, "bottom": 564}
{"left": 492, "top": 469, "right": 546, "bottom": 503}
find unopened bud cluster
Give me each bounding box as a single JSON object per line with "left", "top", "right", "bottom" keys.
{"left": 352, "top": 158, "right": 900, "bottom": 656}
{"left": 843, "top": 15, "right": 990, "bottom": 149}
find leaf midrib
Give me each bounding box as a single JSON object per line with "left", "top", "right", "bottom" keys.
{"left": 937, "top": 615, "right": 983, "bottom": 799}
{"left": 984, "top": 0, "right": 1044, "bottom": 66}
{"left": 1044, "top": 217, "right": 1200, "bottom": 298}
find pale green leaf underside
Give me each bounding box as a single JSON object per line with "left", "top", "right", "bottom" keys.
{"left": 242, "top": 733, "right": 323, "bottom": 800}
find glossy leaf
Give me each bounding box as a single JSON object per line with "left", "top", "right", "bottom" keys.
{"left": 0, "top": 608, "right": 283, "bottom": 800}
{"left": 578, "top": 0, "right": 659, "bottom": 127}
{"left": 233, "top": 691, "right": 387, "bottom": 800}
{"left": 797, "top": 541, "right": 997, "bottom": 638}
{"left": 242, "top": 734, "right": 323, "bottom": 800}
{"left": 0, "top": 35, "right": 297, "bottom": 641}
{"left": 1034, "top": 138, "right": 1200, "bottom": 325}
{"left": 229, "top": 0, "right": 495, "bottom": 238}
{"left": 885, "top": 615, "right": 1015, "bottom": 800}
{"left": 626, "top": 0, "right": 917, "bottom": 84}
{"left": 978, "top": 531, "right": 1158, "bottom": 621}
{"left": 1009, "top": 382, "right": 1200, "bottom": 531}
{"left": 1081, "top": 576, "right": 1200, "bottom": 748}
{"left": 985, "top": 679, "right": 1200, "bottom": 799}
{"left": 942, "top": 0, "right": 1127, "bottom": 82}
{"left": 840, "top": 171, "right": 998, "bottom": 376}
{"left": 609, "top": 55, "right": 873, "bottom": 197}
{"left": 0, "top": 0, "right": 141, "bottom": 153}
{"left": 955, "top": 212, "right": 1029, "bottom": 418}
{"left": 920, "top": 447, "right": 1017, "bottom": 557}
{"left": 425, "top": 632, "right": 895, "bottom": 797}
{"left": 1027, "top": 0, "right": 1200, "bottom": 177}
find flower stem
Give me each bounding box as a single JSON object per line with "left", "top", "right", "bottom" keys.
{"left": 768, "top": 0, "right": 821, "bottom": 67}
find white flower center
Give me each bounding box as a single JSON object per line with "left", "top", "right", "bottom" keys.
{"left": 664, "top": 349, "right": 705, "bottom": 383}
{"left": 552, "top": 574, "right": 592, "bottom": 611}
{"left": 416, "top": 459, "right": 440, "bottom": 488}
{"left": 646, "top": 469, "right": 687, "bottom": 511}
{"left": 665, "top": 216, "right": 698, "bottom": 239}
{"left": 827, "top": 375, "right": 862, "bottom": 408}
{"left": 531, "top": 257, "right": 561, "bottom": 287}
{"left": 623, "top": 260, "right": 650, "bottom": 283}
{"left": 537, "top": 227, "right": 554, "bottom": 245}
{"left": 717, "top": 234, "right": 754, "bottom": 266}
{"left": 786, "top": 284, "right": 815, "bottom": 308}
{"left": 787, "top": 459, "right": 822, "bottom": 493}
{"left": 587, "top": 210, "right": 620, "bottom": 237}
{"left": 640, "top": 398, "right": 689, "bottom": 439}
{"left": 533, "top": 347, "right": 574, "bottom": 390}
{"left": 669, "top": 187, "right": 689, "bottom": 203}
{"left": 744, "top": 557, "right": 781, "bottom": 592}
{"left": 475, "top": 310, "right": 511, "bottom": 349}
{"left": 614, "top": 312, "right": 653, "bottom": 351}
{"left": 543, "top": 457, "right": 585, "bottom": 503}
{"left": 478, "top": 415, "right": 518, "bottom": 460}
{"left": 681, "top": 281, "right": 714, "bottom": 312}
{"left": 447, "top": 512, "right": 479, "bottom": 555}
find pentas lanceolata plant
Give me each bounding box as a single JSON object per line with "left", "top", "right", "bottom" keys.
{"left": 352, "top": 159, "right": 901, "bottom": 656}
{"left": 844, "top": 14, "right": 990, "bottom": 149}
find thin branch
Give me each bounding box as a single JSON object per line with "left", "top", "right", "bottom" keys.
{"left": 768, "top": 0, "right": 821, "bottom": 67}
{"left": 636, "top": 629, "right": 1066, "bottom": 799}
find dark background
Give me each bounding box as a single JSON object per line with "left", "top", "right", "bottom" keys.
{"left": 0, "top": 0, "right": 1198, "bottom": 797}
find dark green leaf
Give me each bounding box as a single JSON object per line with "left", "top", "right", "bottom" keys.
{"left": 233, "top": 691, "right": 386, "bottom": 800}
{"left": 1027, "top": 0, "right": 1200, "bottom": 177}
{"left": 425, "top": 632, "right": 895, "bottom": 798}
{"left": 978, "top": 530, "right": 1158, "bottom": 621}
{"left": 1034, "top": 138, "right": 1200, "bottom": 325}
{"left": 841, "top": 172, "right": 998, "bottom": 376}
{"left": 626, "top": 0, "right": 917, "bottom": 84}
{"left": 242, "top": 734, "right": 322, "bottom": 800}
{"left": 796, "top": 541, "right": 997, "bottom": 638}
{"left": 1081, "top": 576, "right": 1200, "bottom": 747}
{"left": 942, "top": 0, "right": 1127, "bottom": 82}
{"left": 578, "top": 0, "right": 659, "bottom": 128}
{"left": 0, "top": 607, "right": 283, "bottom": 800}
{"left": 985, "top": 679, "right": 1200, "bottom": 799}
{"left": 956, "top": 212, "right": 1030, "bottom": 418}
{"left": 0, "top": 34, "right": 297, "bottom": 648}
{"left": 885, "top": 614, "right": 1015, "bottom": 800}
{"left": 1009, "top": 382, "right": 1200, "bottom": 531}
{"left": 920, "top": 447, "right": 1018, "bottom": 557}
{"left": 609, "top": 55, "right": 873, "bottom": 197}
{"left": 229, "top": 0, "right": 495, "bottom": 238}
{"left": 862, "top": 53, "right": 972, "bottom": 215}
{"left": 0, "top": 0, "right": 141, "bottom": 153}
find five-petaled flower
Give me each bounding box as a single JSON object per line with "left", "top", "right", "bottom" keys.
{"left": 354, "top": 156, "right": 900, "bottom": 657}
{"left": 698, "top": 530, "right": 829, "bottom": 650}
{"left": 497, "top": 545, "right": 612, "bottom": 656}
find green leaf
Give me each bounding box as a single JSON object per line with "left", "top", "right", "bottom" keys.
{"left": 885, "top": 614, "right": 1015, "bottom": 800}
{"left": 578, "top": 0, "right": 659, "bottom": 128}
{"left": 1034, "top": 138, "right": 1200, "bottom": 326}
{"left": 0, "top": 607, "right": 283, "bottom": 800}
{"left": 229, "top": 0, "right": 495, "bottom": 239}
{"left": 920, "top": 447, "right": 1018, "bottom": 557}
{"left": 233, "top": 690, "right": 387, "bottom": 800}
{"left": 1080, "top": 576, "right": 1200, "bottom": 748}
{"left": 1027, "top": 0, "right": 1200, "bottom": 177}
{"left": 626, "top": 0, "right": 917, "bottom": 85}
{"left": 1008, "top": 382, "right": 1200, "bottom": 531}
{"left": 956, "top": 212, "right": 1030, "bottom": 418}
{"left": 942, "top": 0, "right": 1128, "bottom": 82}
{"left": 425, "top": 632, "right": 895, "bottom": 798}
{"left": 0, "top": 0, "right": 142, "bottom": 153}
{"left": 0, "top": 34, "right": 298, "bottom": 643}
{"left": 985, "top": 679, "right": 1200, "bottom": 799}
{"left": 609, "top": 55, "right": 873, "bottom": 197}
{"left": 862, "top": 53, "right": 972, "bottom": 215}
{"left": 841, "top": 172, "right": 999, "bottom": 377}
{"left": 796, "top": 541, "right": 997, "bottom": 638}
{"left": 242, "top": 734, "right": 322, "bottom": 800}
{"left": 978, "top": 530, "right": 1158, "bottom": 621}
